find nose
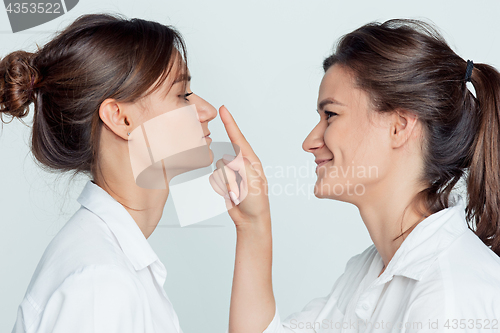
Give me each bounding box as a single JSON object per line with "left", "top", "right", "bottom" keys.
{"left": 192, "top": 94, "right": 217, "bottom": 123}
{"left": 302, "top": 121, "right": 326, "bottom": 153}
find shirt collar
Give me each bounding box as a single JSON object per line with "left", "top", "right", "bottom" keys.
{"left": 76, "top": 180, "right": 161, "bottom": 272}
{"left": 375, "top": 193, "right": 468, "bottom": 283}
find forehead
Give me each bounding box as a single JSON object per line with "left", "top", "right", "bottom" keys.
{"left": 318, "top": 64, "right": 370, "bottom": 108}
{"left": 171, "top": 51, "right": 189, "bottom": 80}
{"left": 319, "top": 65, "right": 354, "bottom": 96}
{"left": 152, "top": 57, "right": 190, "bottom": 98}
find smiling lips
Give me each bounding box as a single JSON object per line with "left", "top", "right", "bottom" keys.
{"left": 315, "top": 158, "right": 333, "bottom": 172}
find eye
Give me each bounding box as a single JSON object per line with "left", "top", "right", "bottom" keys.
{"left": 181, "top": 92, "right": 194, "bottom": 101}
{"left": 324, "top": 110, "right": 338, "bottom": 120}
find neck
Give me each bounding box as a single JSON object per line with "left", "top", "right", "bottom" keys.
{"left": 355, "top": 170, "right": 428, "bottom": 272}
{"left": 95, "top": 150, "right": 169, "bottom": 239}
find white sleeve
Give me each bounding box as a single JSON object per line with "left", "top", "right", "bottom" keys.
{"left": 35, "top": 265, "right": 149, "bottom": 333}
{"left": 262, "top": 295, "right": 330, "bottom": 333}
{"left": 260, "top": 278, "right": 342, "bottom": 333}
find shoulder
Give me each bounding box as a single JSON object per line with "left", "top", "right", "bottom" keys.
{"left": 439, "top": 229, "right": 500, "bottom": 303}
{"left": 50, "top": 264, "right": 145, "bottom": 301}
{"left": 23, "top": 207, "right": 133, "bottom": 312}
{"left": 412, "top": 228, "right": 500, "bottom": 322}
{"left": 31, "top": 264, "right": 145, "bottom": 309}
{"left": 22, "top": 265, "right": 148, "bottom": 333}
{"left": 36, "top": 206, "right": 131, "bottom": 272}
{"left": 437, "top": 228, "right": 500, "bottom": 290}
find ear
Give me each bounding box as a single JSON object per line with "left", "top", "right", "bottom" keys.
{"left": 99, "top": 98, "right": 132, "bottom": 140}
{"left": 390, "top": 109, "right": 419, "bottom": 148}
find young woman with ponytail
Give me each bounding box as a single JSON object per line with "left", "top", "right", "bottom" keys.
{"left": 212, "top": 19, "right": 500, "bottom": 332}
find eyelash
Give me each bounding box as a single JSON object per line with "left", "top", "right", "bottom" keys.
{"left": 182, "top": 92, "right": 194, "bottom": 101}
{"left": 324, "top": 110, "right": 338, "bottom": 120}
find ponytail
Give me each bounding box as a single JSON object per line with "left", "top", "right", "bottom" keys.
{"left": 466, "top": 63, "right": 500, "bottom": 256}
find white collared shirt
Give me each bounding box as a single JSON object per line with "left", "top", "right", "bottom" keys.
{"left": 12, "top": 180, "right": 182, "bottom": 333}
{"left": 263, "top": 196, "right": 500, "bottom": 333}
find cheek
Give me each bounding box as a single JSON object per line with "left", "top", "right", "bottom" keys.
{"left": 322, "top": 124, "right": 389, "bottom": 182}
{"left": 323, "top": 120, "right": 364, "bottom": 162}
{"left": 323, "top": 121, "right": 347, "bottom": 151}
{"left": 353, "top": 129, "right": 391, "bottom": 181}
{"left": 165, "top": 95, "right": 186, "bottom": 110}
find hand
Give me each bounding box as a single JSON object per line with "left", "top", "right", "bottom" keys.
{"left": 209, "top": 106, "right": 270, "bottom": 227}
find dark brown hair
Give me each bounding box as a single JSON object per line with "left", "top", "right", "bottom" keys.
{"left": 323, "top": 19, "right": 500, "bottom": 256}
{"left": 0, "top": 13, "right": 187, "bottom": 181}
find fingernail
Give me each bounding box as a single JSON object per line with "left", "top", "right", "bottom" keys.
{"left": 223, "top": 193, "right": 230, "bottom": 200}
{"left": 222, "top": 154, "right": 235, "bottom": 162}
{"left": 229, "top": 191, "right": 240, "bottom": 205}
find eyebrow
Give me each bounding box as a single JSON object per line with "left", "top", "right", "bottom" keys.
{"left": 174, "top": 74, "right": 192, "bottom": 84}
{"left": 317, "top": 98, "right": 346, "bottom": 112}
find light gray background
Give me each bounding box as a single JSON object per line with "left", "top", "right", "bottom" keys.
{"left": 1, "top": 1, "right": 499, "bottom": 332}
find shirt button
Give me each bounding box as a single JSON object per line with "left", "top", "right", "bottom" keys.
{"left": 362, "top": 304, "right": 369, "bottom": 310}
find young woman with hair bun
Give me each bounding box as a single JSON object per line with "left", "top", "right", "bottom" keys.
{"left": 2, "top": 13, "right": 217, "bottom": 333}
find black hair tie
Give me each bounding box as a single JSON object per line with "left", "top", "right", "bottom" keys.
{"left": 465, "top": 60, "right": 474, "bottom": 82}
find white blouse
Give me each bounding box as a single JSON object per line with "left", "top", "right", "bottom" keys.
{"left": 263, "top": 196, "right": 500, "bottom": 333}
{"left": 12, "top": 180, "right": 182, "bottom": 333}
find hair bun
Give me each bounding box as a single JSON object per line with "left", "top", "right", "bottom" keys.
{"left": 0, "top": 50, "right": 40, "bottom": 122}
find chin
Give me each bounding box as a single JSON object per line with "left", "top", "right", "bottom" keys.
{"left": 208, "top": 149, "right": 214, "bottom": 164}
{"left": 313, "top": 190, "right": 336, "bottom": 200}
{"left": 312, "top": 181, "right": 330, "bottom": 199}
{"left": 312, "top": 178, "right": 352, "bottom": 201}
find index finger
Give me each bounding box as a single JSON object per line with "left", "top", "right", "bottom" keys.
{"left": 219, "top": 105, "right": 261, "bottom": 167}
